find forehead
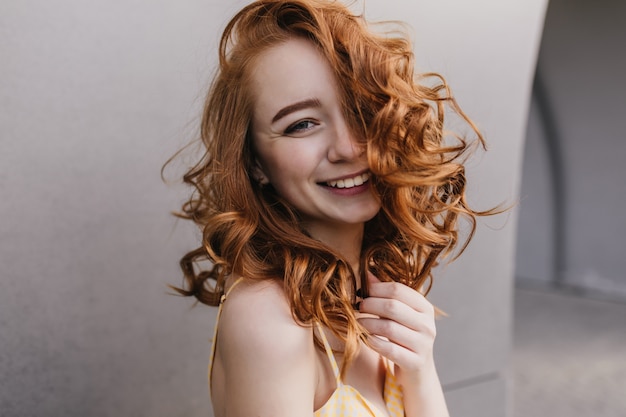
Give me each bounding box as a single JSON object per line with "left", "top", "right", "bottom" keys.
{"left": 249, "top": 37, "right": 339, "bottom": 119}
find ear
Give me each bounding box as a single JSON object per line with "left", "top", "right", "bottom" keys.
{"left": 251, "top": 161, "right": 269, "bottom": 185}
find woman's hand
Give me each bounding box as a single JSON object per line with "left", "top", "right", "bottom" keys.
{"left": 357, "top": 272, "right": 449, "bottom": 417}
{"left": 357, "top": 272, "right": 437, "bottom": 382}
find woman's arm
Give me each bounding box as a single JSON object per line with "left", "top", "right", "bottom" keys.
{"left": 214, "top": 280, "right": 317, "bottom": 417}
{"left": 357, "top": 273, "right": 450, "bottom": 417}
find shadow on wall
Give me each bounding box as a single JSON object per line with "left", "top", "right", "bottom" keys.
{"left": 515, "top": 0, "right": 626, "bottom": 301}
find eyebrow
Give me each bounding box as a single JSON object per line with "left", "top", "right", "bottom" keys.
{"left": 271, "top": 98, "right": 322, "bottom": 123}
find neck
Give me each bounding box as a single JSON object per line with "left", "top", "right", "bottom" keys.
{"left": 304, "top": 221, "right": 364, "bottom": 275}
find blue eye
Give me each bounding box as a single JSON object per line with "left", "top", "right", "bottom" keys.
{"left": 285, "top": 120, "right": 317, "bottom": 134}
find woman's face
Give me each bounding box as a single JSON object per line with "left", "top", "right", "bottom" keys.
{"left": 250, "top": 37, "right": 380, "bottom": 238}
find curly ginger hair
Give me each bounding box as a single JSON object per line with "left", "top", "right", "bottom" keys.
{"left": 171, "top": 0, "right": 492, "bottom": 376}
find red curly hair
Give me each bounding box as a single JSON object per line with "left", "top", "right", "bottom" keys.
{"left": 171, "top": 0, "right": 490, "bottom": 376}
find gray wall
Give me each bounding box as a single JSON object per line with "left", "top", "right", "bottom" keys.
{"left": 0, "top": 1, "right": 546, "bottom": 416}
{"left": 516, "top": 0, "right": 626, "bottom": 298}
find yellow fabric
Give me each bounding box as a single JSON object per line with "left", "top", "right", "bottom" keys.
{"left": 314, "top": 322, "right": 404, "bottom": 417}
{"left": 208, "top": 278, "right": 404, "bottom": 416}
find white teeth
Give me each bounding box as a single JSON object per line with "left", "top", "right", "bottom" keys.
{"left": 326, "top": 172, "right": 369, "bottom": 189}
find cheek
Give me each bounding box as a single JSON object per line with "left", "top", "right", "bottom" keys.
{"left": 258, "top": 142, "right": 322, "bottom": 182}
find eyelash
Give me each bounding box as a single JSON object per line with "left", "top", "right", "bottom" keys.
{"left": 285, "top": 120, "right": 318, "bottom": 135}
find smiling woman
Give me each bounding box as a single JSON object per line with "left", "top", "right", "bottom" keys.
{"left": 167, "top": 1, "right": 492, "bottom": 416}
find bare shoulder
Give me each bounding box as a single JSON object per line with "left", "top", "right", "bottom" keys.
{"left": 220, "top": 278, "right": 312, "bottom": 356}
{"left": 214, "top": 278, "right": 316, "bottom": 416}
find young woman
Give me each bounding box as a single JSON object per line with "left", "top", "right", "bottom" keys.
{"left": 172, "top": 1, "right": 489, "bottom": 415}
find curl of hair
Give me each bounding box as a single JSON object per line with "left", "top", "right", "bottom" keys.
{"left": 169, "top": 0, "right": 493, "bottom": 377}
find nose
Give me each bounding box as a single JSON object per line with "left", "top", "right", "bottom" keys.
{"left": 327, "top": 117, "right": 364, "bottom": 162}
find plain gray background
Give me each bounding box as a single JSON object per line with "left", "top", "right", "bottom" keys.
{"left": 0, "top": 0, "right": 547, "bottom": 415}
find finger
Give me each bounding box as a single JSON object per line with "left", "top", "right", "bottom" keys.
{"left": 358, "top": 316, "right": 425, "bottom": 350}
{"left": 359, "top": 297, "right": 427, "bottom": 332}
{"left": 367, "top": 279, "right": 434, "bottom": 315}
{"left": 359, "top": 298, "right": 436, "bottom": 336}
{"left": 363, "top": 333, "right": 429, "bottom": 373}
{"left": 366, "top": 271, "right": 382, "bottom": 284}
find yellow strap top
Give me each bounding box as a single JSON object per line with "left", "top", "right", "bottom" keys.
{"left": 208, "top": 278, "right": 404, "bottom": 417}
{"left": 208, "top": 277, "right": 244, "bottom": 391}
{"left": 314, "top": 321, "right": 404, "bottom": 417}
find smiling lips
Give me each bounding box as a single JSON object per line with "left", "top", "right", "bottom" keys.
{"left": 325, "top": 172, "right": 370, "bottom": 189}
